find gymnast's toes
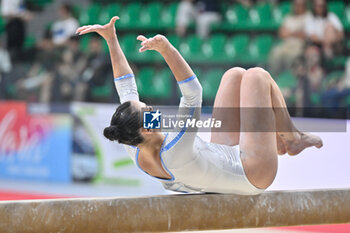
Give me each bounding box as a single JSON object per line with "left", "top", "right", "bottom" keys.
{"left": 285, "top": 133, "right": 323, "bottom": 156}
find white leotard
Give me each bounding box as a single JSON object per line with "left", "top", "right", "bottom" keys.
{"left": 114, "top": 73, "right": 264, "bottom": 195}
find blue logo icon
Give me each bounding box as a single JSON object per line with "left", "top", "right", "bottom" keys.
{"left": 143, "top": 110, "right": 161, "bottom": 129}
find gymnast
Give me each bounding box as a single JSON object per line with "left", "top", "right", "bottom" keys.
{"left": 76, "top": 17, "right": 323, "bottom": 194}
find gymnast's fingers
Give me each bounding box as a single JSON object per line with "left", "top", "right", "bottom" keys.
{"left": 79, "top": 27, "right": 97, "bottom": 35}
{"left": 109, "top": 16, "right": 119, "bottom": 25}
{"left": 139, "top": 46, "right": 149, "bottom": 52}
{"left": 137, "top": 35, "right": 147, "bottom": 42}
{"left": 76, "top": 26, "right": 91, "bottom": 34}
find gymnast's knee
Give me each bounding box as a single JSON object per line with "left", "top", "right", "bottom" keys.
{"left": 243, "top": 67, "right": 271, "bottom": 84}
{"left": 221, "top": 67, "right": 246, "bottom": 84}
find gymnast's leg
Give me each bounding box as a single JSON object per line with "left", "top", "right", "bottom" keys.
{"left": 267, "top": 69, "right": 323, "bottom": 155}
{"left": 210, "top": 67, "right": 245, "bottom": 146}
{"left": 239, "top": 68, "right": 323, "bottom": 189}
{"left": 210, "top": 67, "right": 287, "bottom": 155}
{"left": 239, "top": 68, "right": 278, "bottom": 189}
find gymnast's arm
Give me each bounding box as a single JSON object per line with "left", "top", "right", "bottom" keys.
{"left": 137, "top": 34, "right": 202, "bottom": 107}
{"left": 76, "top": 16, "right": 139, "bottom": 103}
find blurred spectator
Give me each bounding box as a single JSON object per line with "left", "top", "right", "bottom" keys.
{"left": 176, "top": 0, "right": 222, "bottom": 38}
{"left": 291, "top": 47, "right": 324, "bottom": 116}
{"left": 51, "top": 4, "right": 79, "bottom": 46}
{"left": 293, "top": 0, "right": 345, "bottom": 110}
{"left": 269, "top": 0, "right": 309, "bottom": 75}
{"left": 1, "top": 0, "right": 32, "bottom": 61}
{"left": 304, "top": 46, "right": 324, "bottom": 92}
{"left": 305, "top": 0, "right": 344, "bottom": 59}
{"left": 293, "top": 57, "right": 309, "bottom": 114}
{"left": 321, "top": 58, "right": 350, "bottom": 109}
{"left": 294, "top": 44, "right": 324, "bottom": 112}
{"left": 0, "top": 48, "right": 12, "bottom": 75}
{"left": 15, "top": 30, "right": 61, "bottom": 103}
{"left": 237, "top": 0, "right": 278, "bottom": 7}
{"left": 80, "top": 36, "right": 111, "bottom": 102}
{"left": 0, "top": 40, "right": 12, "bottom": 99}
{"left": 344, "top": 59, "right": 350, "bottom": 90}
{"left": 57, "top": 36, "right": 87, "bottom": 101}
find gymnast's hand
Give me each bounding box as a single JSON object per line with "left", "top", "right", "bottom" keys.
{"left": 76, "top": 16, "right": 119, "bottom": 41}
{"left": 137, "top": 34, "right": 170, "bottom": 54}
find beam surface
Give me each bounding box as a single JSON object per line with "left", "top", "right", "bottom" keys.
{"left": 0, "top": 189, "right": 350, "bottom": 233}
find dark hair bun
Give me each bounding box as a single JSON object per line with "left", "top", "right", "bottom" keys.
{"left": 103, "top": 126, "right": 119, "bottom": 141}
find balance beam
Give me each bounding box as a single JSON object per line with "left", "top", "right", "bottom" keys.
{"left": 1, "top": 189, "right": 349, "bottom": 233}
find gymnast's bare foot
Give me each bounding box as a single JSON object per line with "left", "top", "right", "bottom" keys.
{"left": 280, "top": 132, "right": 323, "bottom": 156}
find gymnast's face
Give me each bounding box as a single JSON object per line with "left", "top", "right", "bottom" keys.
{"left": 130, "top": 101, "right": 160, "bottom": 135}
